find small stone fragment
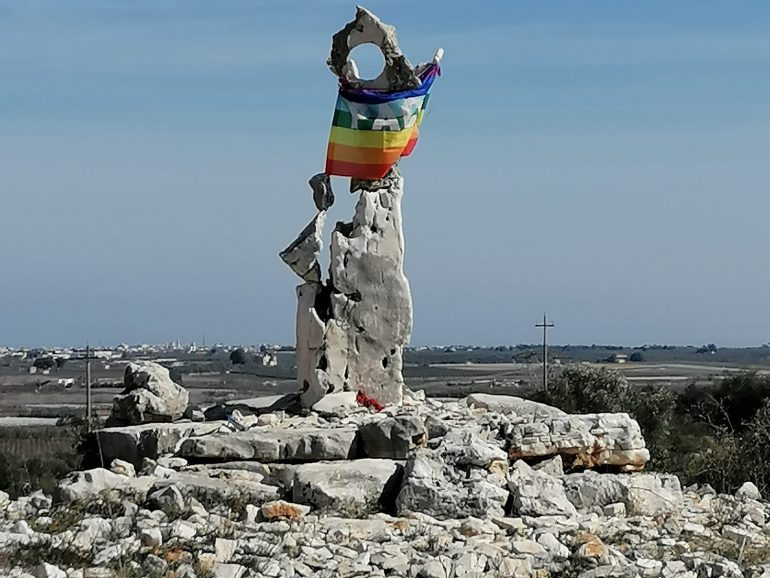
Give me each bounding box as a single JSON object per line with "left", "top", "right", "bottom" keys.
{"left": 260, "top": 500, "right": 311, "bottom": 521}
{"left": 736, "top": 481, "right": 762, "bottom": 501}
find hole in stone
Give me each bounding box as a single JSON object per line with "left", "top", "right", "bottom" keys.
{"left": 370, "top": 225, "right": 378, "bottom": 233}
{"left": 348, "top": 43, "right": 385, "bottom": 81}
{"left": 313, "top": 283, "right": 334, "bottom": 323}
{"left": 382, "top": 357, "right": 389, "bottom": 369}
{"left": 336, "top": 220, "right": 354, "bottom": 238}
{"left": 346, "top": 290, "right": 362, "bottom": 302}
{"left": 344, "top": 366, "right": 349, "bottom": 379}
{"left": 317, "top": 354, "right": 328, "bottom": 371}
{"left": 390, "top": 348, "right": 396, "bottom": 355}
{"left": 327, "top": 384, "right": 336, "bottom": 393}
{"left": 302, "top": 380, "right": 310, "bottom": 393}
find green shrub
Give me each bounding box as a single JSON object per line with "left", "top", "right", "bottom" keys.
{"left": 533, "top": 364, "right": 630, "bottom": 414}
{"left": 528, "top": 364, "right": 770, "bottom": 494}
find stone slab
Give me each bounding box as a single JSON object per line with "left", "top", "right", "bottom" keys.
{"left": 91, "top": 421, "right": 225, "bottom": 468}
{"left": 177, "top": 427, "right": 360, "bottom": 462}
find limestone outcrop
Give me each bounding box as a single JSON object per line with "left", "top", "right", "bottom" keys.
{"left": 8, "top": 392, "right": 770, "bottom": 578}
{"left": 108, "top": 361, "right": 189, "bottom": 426}
{"left": 286, "top": 168, "right": 412, "bottom": 409}
{"left": 502, "top": 412, "right": 649, "bottom": 472}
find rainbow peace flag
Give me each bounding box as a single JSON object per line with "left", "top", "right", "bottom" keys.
{"left": 325, "top": 64, "right": 440, "bottom": 180}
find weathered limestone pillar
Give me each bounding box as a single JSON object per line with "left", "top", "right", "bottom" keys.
{"left": 281, "top": 7, "right": 440, "bottom": 408}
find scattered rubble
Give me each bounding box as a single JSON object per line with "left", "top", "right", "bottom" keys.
{"left": 4, "top": 392, "right": 770, "bottom": 577}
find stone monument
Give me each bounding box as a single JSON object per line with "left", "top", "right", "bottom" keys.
{"left": 281, "top": 7, "right": 442, "bottom": 408}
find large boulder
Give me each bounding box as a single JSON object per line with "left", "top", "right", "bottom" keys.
{"left": 109, "top": 362, "right": 189, "bottom": 426}
{"left": 564, "top": 471, "right": 683, "bottom": 516}
{"left": 466, "top": 394, "right": 566, "bottom": 418}
{"left": 55, "top": 468, "right": 156, "bottom": 504}
{"left": 508, "top": 460, "right": 577, "bottom": 517}
{"left": 359, "top": 415, "right": 426, "bottom": 459}
{"left": 177, "top": 427, "right": 359, "bottom": 462}
{"left": 563, "top": 470, "right": 627, "bottom": 513}
{"left": 441, "top": 426, "right": 508, "bottom": 467}
{"left": 293, "top": 459, "right": 402, "bottom": 517}
{"left": 503, "top": 412, "right": 649, "bottom": 472}
{"left": 90, "top": 421, "right": 222, "bottom": 468}
{"left": 150, "top": 473, "right": 281, "bottom": 510}
{"left": 312, "top": 391, "right": 360, "bottom": 418}
{"left": 396, "top": 448, "right": 508, "bottom": 519}
{"left": 203, "top": 394, "right": 300, "bottom": 421}
{"left": 293, "top": 171, "right": 411, "bottom": 408}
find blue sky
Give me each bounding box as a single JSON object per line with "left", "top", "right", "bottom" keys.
{"left": 2, "top": 1, "right": 769, "bottom": 347}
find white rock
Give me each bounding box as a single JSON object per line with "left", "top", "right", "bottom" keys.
{"left": 72, "top": 517, "right": 111, "bottom": 551}
{"left": 110, "top": 361, "right": 189, "bottom": 425}
{"left": 280, "top": 210, "right": 327, "bottom": 283}
{"left": 723, "top": 524, "right": 753, "bottom": 544}
{"left": 602, "top": 502, "right": 626, "bottom": 517}
{"left": 293, "top": 459, "right": 401, "bottom": 517}
{"left": 139, "top": 526, "right": 163, "bottom": 548}
{"left": 28, "top": 490, "right": 52, "bottom": 510}
{"left": 532, "top": 455, "right": 564, "bottom": 477}
{"left": 682, "top": 522, "right": 706, "bottom": 535}
{"left": 360, "top": 415, "right": 427, "bottom": 459}
{"left": 397, "top": 449, "right": 508, "bottom": 519}
{"left": 511, "top": 539, "right": 546, "bottom": 556}
{"left": 624, "top": 473, "right": 683, "bottom": 516}
{"left": 56, "top": 468, "right": 155, "bottom": 503}
{"left": 497, "top": 556, "right": 532, "bottom": 577}
{"left": 170, "top": 519, "right": 197, "bottom": 540}
{"left": 110, "top": 459, "right": 136, "bottom": 477}
{"left": 736, "top": 481, "right": 762, "bottom": 501}
{"left": 466, "top": 393, "right": 565, "bottom": 417}
{"left": 95, "top": 421, "right": 219, "bottom": 470}
{"left": 636, "top": 558, "right": 663, "bottom": 577}
{"left": 33, "top": 563, "right": 67, "bottom": 578}
{"left": 148, "top": 484, "right": 185, "bottom": 516}
{"left": 537, "top": 532, "right": 570, "bottom": 558}
{"left": 453, "top": 552, "right": 485, "bottom": 577}
{"left": 243, "top": 504, "right": 260, "bottom": 525}
{"left": 508, "top": 460, "right": 577, "bottom": 517}
{"left": 442, "top": 427, "right": 507, "bottom": 467}
{"left": 215, "top": 538, "right": 238, "bottom": 563}
{"left": 257, "top": 413, "right": 281, "bottom": 427}
{"left": 150, "top": 472, "right": 279, "bottom": 510}
{"left": 311, "top": 392, "right": 359, "bottom": 418}
{"left": 92, "top": 544, "right": 122, "bottom": 566}
{"left": 157, "top": 456, "right": 188, "bottom": 469}
{"left": 418, "top": 560, "right": 447, "bottom": 578}
{"left": 295, "top": 170, "right": 411, "bottom": 408}
{"left": 212, "top": 564, "right": 247, "bottom": 578}
{"left": 565, "top": 471, "right": 682, "bottom": 516}
{"left": 178, "top": 427, "right": 359, "bottom": 461}
{"left": 10, "top": 520, "right": 34, "bottom": 536}
{"left": 504, "top": 412, "right": 649, "bottom": 471}
{"left": 143, "top": 554, "right": 168, "bottom": 576}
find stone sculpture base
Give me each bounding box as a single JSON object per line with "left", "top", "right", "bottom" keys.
{"left": 294, "top": 170, "right": 411, "bottom": 408}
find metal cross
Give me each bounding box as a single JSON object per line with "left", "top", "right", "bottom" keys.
{"left": 535, "top": 313, "right": 555, "bottom": 391}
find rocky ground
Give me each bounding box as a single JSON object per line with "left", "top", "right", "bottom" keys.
{"left": 2, "top": 365, "right": 770, "bottom": 578}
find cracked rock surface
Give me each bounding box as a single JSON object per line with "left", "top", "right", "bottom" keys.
{"left": 288, "top": 169, "right": 411, "bottom": 408}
